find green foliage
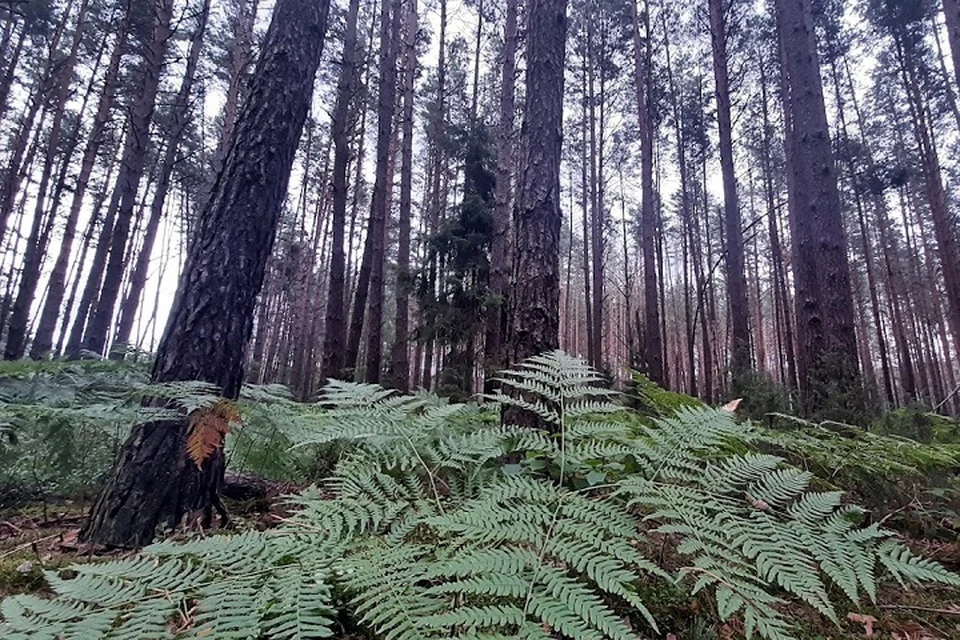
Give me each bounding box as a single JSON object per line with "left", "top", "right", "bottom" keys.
{"left": 3, "top": 352, "right": 959, "bottom": 639}
{"left": 0, "top": 360, "right": 306, "bottom": 501}
{"left": 628, "top": 370, "right": 704, "bottom": 417}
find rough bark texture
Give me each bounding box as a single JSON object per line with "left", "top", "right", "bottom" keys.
{"left": 484, "top": 0, "right": 517, "bottom": 376}
{"left": 113, "top": 0, "right": 210, "bottom": 351}
{"left": 775, "top": 0, "right": 862, "bottom": 416}
{"left": 508, "top": 0, "right": 567, "bottom": 368}
{"left": 81, "top": 0, "right": 330, "bottom": 548}
{"left": 630, "top": 0, "right": 663, "bottom": 384}
{"left": 31, "top": 15, "right": 129, "bottom": 358}
{"left": 83, "top": 0, "right": 175, "bottom": 356}
{"left": 709, "top": 0, "right": 751, "bottom": 384}
{"left": 320, "top": 0, "right": 362, "bottom": 382}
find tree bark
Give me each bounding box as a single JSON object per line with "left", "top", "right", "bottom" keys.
{"left": 775, "top": 0, "right": 862, "bottom": 417}
{"left": 81, "top": 0, "right": 330, "bottom": 548}
{"left": 30, "top": 12, "right": 129, "bottom": 358}
{"left": 4, "top": 0, "right": 91, "bottom": 360}
{"left": 320, "top": 0, "right": 362, "bottom": 382}
{"left": 507, "top": 0, "right": 567, "bottom": 369}
{"left": 361, "top": 0, "right": 402, "bottom": 383}
{"left": 389, "top": 0, "right": 417, "bottom": 392}
{"left": 483, "top": 0, "right": 517, "bottom": 376}
{"left": 630, "top": 0, "right": 663, "bottom": 384}
{"left": 84, "top": 0, "right": 175, "bottom": 356}
{"left": 113, "top": 0, "right": 211, "bottom": 351}
{"left": 709, "top": 0, "right": 751, "bottom": 385}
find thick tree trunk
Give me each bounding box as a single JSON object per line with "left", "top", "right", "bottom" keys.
{"left": 507, "top": 0, "right": 567, "bottom": 367}
{"left": 81, "top": 0, "right": 330, "bottom": 548}
{"left": 113, "top": 0, "right": 210, "bottom": 351}
{"left": 483, "top": 0, "right": 516, "bottom": 375}
{"left": 775, "top": 0, "right": 862, "bottom": 417}
{"left": 84, "top": 0, "right": 175, "bottom": 356}
{"left": 389, "top": 0, "right": 417, "bottom": 392}
{"left": 709, "top": 0, "right": 751, "bottom": 385}
{"left": 320, "top": 0, "right": 362, "bottom": 381}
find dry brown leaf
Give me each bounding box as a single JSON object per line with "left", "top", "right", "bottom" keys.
{"left": 847, "top": 612, "right": 877, "bottom": 637}
{"left": 186, "top": 399, "right": 240, "bottom": 468}
{"left": 721, "top": 398, "right": 743, "bottom": 413}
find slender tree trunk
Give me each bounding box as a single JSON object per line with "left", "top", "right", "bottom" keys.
{"left": 320, "top": 0, "right": 362, "bottom": 381}
{"left": 709, "top": 0, "right": 751, "bottom": 384}
{"left": 84, "top": 0, "right": 175, "bottom": 356}
{"left": 775, "top": 0, "right": 862, "bottom": 417}
{"left": 484, "top": 0, "right": 516, "bottom": 374}
{"left": 630, "top": 0, "right": 663, "bottom": 383}
{"left": 81, "top": 0, "right": 330, "bottom": 548}
{"left": 113, "top": 0, "right": 211, "bottom": 351}
{"left": 893, "top": 29, "right": 960, "bottom": 379}
{"left": 4, "top": 0, "right": 91, "bottom": 359}
{"left": 507, "top": 0, "right": 568, "bottom": 371}
{"left": 942, "top": 0, "right": 960, "bottom": 94}
{"left": 31, "top": 16, "right": 129, "bottom": 357}
{"left": 389, "top": 0, "right": 417, "bottom": 391}
{"left": 213, "top": 0, "right": 260, "bottom": 173}
{"left": 0, "top": 6, "right": 70, "bottom": 242}
{"left": 360, "top": 0, "right": 402, "bottom": 383}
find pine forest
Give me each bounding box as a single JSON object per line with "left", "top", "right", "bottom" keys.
{"left": 2, "top": 0, "right": 960, "bottom": 637}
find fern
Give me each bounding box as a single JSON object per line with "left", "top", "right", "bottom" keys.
{"left": 3, "top": 352, "right": 959, "bottom": 640}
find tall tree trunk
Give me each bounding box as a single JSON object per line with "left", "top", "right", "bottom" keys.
{"left": 345, "top": 0, "right": 403, "bottom": 381}
{"left": 709, "top": 0, "right": 751, "bottom": 385}
{"left": 358, "top": 0, "right": 402, "bottom": 383}
{"left": 31, "top": 13, "right": 129, "bottom": 358}
{"left": 213, "top": 0, "right": 260, "bottom": 173}
{"left": 942, "top": 0, "right": 960, "bottom": 94}
{"left": 4, "top": 0, "right": 91, "bottom": 359}
{"left": 630, "top": 0, "right": 663, "bottom": 384}
{"left": 81, "top": 0, "right": 330, "bottom": 548}
{"left": 113, "top": 0, "right": 211, "bottom": 351}
{"left": 483, "top": 0, "right": 516, "bottom": 375}
{"left": 84, "top": 0, "right": 175, "bottom": 356}
{"left": 507, "top": 0, "right": 568, "bottom": 370}
{"left": 320, "top": 0, "right": 362, "bottom": 381}
{"left": 775, "top": 0, "right": 862, "bottom": 417}
{"left": 0, "top": 5, "right": 70, "bottom": 242}
{"left": 389, "top": 0, "right": 417, "bottom": 391}
{"left": 892, "top": 28, "right": 960, "bottom": 381}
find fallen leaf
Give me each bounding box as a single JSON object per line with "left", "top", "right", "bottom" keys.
{"left": 721, "top": 398, "right": 742, "bottom": 413}
{"left": 847, "top": 612, "right": 877, "bottom": 637}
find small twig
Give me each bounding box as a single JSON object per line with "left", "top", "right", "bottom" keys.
{"left": 0, "top": 533, "right": 61, "bottom": 560}
{"left": 878, "top": 603, "right": 960, "bottom": 616}
{"left": 876, "top": 498, "right": 922, "bottom": 527}
{"left": 0, "top": 520, "right": 23, "bottom": 534}
{"left": 934, "top": 383, "right": 960, "bottom": 412}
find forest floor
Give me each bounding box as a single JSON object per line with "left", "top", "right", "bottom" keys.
{"left": 2, "top": 496, "right": 960, "bottom": 639}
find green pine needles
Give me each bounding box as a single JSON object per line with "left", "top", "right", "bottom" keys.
{"left": 2, "top": 351, "right": 958, "bottom": 639}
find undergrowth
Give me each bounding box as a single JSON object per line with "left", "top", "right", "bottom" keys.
{"left": 1, "top": 351, "right": 959, "bottom": 639}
